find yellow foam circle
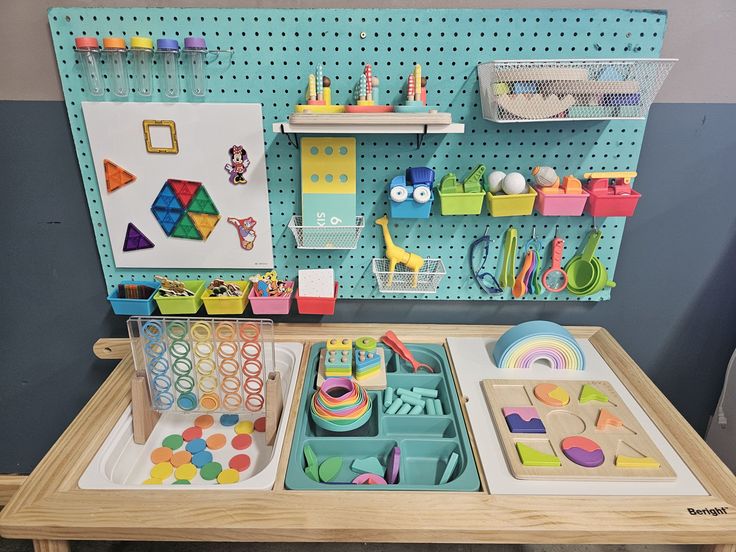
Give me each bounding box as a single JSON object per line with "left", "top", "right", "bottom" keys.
{"left": 234, "top": 421, "right": 254, "bottom": 435}
{"left": 174, "top": 463, "right": 198, "bottom": 481}
{"left": 150, "top": 462, "right": 174, "bottom": 480}
{"left": 217, "top": 468, "right": 240, "bottom": 484}
{"left": 142, "top": 477, "right": 163, "bottom": 485}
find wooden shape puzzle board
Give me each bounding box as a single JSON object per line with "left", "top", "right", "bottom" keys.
{"left": 481, "top": 379, "right": 675, "bottom": 480}
{"left": 49, "top": 7, "right": 667, "bottom": 300}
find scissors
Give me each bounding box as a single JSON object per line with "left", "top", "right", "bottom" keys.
{"left": 469, "top": 226, "right": 502, "bottom": 295}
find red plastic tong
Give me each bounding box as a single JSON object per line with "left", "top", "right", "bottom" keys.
{"left": 380, "top": 331, "right": 434, "bottom": 373}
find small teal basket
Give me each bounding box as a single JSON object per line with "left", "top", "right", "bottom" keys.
{"left": 107, "top": 280, "right": 160, "bottom": 315}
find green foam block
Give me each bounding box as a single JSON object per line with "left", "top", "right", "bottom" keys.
{"left": 304, "top": 444, "right": 320, "bottom": 481}
{"left": 351, "top": 457, "right": 385, "bottom": 476}
{"left": 319, "top": 457, "right": 343, "bottom": 482}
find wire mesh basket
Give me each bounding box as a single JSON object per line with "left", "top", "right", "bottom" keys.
{"left": 288, "top": 215, "right": 365, "bottom": 249}
{"left": 477, "top": 58, "right": 676, "bottom": 122}
{"left": 371, "top": 258, "right": 446, "bottom": 294}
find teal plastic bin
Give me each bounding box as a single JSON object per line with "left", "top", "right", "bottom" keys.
{"left": 285, "top": 342, "right": 481, "bottom": 491}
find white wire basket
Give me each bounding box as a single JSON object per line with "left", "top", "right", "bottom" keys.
{"left": 477, "top": 58, "right": 677, "bottom": 122}
{"left": 288, "top": 215, "right": 365, "bottom": 249}
{"left": 371, "top": 258, "right": 446, "bottom": 294}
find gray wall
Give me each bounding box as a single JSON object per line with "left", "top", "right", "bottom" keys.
{"left": 1, "top": 2, "right": 735, "bottom": 473}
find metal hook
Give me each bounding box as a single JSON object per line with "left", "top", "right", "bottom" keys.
{"left": 554, "top": 224, "right": 559, "bottom": 238}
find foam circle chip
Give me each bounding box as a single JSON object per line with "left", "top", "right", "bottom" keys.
{"left": 217, "top": 468, "right": 240, "bottom": 485}
{"left": 195, "top": 414, "right": 215, "bottom": 429}
{"left": 172, "top": 479, "right": 191, "bottom": 485}
{"left": 232, "top": 433, "right": 253, "bottom": 450}
{"left": 182, "top": 426, "right": 203, "bottom": 441}
{"left": 229, "top": 454, "right": 251, "bottom": 472}
{"left": 254, "top": 416, "right": 266, "bottom": 432}
{"left": 150, "top": 447, "right": 173, "bottom": 464}
{"left": 220, "top": 414, "right": 240, "bottom": 426}
{"left": 143, "top": 478, "right": 163, "bottom": 485}
{"left": 492, "top": 321, "right": 585, "bottom": 370}
{"left": 206, "top": 433, "right": 227, "bottom": 450}
{"left": 185, "top": 438, "right": 207, "bottom": 454}
{"left": 174, "top": 463, "right": 197, "bottom": 481}
{"left": 200, "top": 461, "right": 223, "bottom": 481}
{"left": 170, "top": 450, "right": 192, "bottom": 468}
{"left": 235, "top": 420, "right": 254, "bottom": 435}
{"left": 150, "top": 462, "right": 174, "bottom": 480}
{"left": 191, "top": 450, "right": 213, "bottom": 468}
{"left": 561, "top": 436, "right": 605, "bottom": 468}
{"left": 162, "top": 434, "right": 184, "bottom": 450}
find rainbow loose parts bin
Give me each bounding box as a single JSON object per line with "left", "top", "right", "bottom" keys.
{"left": 492, "top": 320, "right": 585, "bottom": 370}
{"left": 310, "top": 377, "right": 373, "bottom": 433}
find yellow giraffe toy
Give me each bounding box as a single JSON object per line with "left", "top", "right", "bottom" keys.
{"left": 375, "top": 214, "right": 425, "bottom": 288}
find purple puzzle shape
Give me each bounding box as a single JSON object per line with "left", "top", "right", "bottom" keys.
{"left": 123, "top": 222, "right": 154, "bottom": 252}
{"left": 386, "top": 446, "right": 400, "bottom": 485}
{"left": 502, "top": 406, "right": 545, "bottom": 434}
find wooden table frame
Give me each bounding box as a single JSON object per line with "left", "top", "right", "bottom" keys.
{"left": 1, "top": 324, "right": 735, "bottom": 552}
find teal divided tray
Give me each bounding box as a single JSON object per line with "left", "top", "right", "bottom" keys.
{"left": 285, "top": 342, "right": 480, "bottom": 491}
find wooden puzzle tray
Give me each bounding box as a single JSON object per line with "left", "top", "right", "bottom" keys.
{"left": 482, "top": 379, "right": 675, "bottom": 481}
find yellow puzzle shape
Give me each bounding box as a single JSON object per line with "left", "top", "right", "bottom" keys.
{"left": 615, "top": 455, "right": 661, "bottom": 469}
{"left": 301, "top": 137, "right": 356, "bottom": 195}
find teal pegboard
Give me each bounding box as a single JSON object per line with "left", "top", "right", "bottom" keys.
{"left": 49, "top": 7, "right": 667, "bottom": 301}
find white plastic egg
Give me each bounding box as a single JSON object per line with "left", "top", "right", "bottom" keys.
{"left": 487, "top": 171, "right": 506, "bottom": 194}
{"left": 502, "top": 172, "right": 528, "bottom": 195}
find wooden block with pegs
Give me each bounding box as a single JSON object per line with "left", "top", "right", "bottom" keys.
{"left": 481, "top": 379, "right": 676, "bottom": 481}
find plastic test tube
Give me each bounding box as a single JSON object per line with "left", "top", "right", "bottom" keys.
{"left": 131, "top": 37, "right": 154, "bottom": 97}
{"left": 75, "top": 37, "right": 104, "bottom": 96}
{"left": 156, "top": 38, "right": 180, "bottom": 99}
{"left": 183, "top": 36, "right": 208, "bottom": 97}
{"left": 102, "top": 37, "right": 128, "bottom": 97}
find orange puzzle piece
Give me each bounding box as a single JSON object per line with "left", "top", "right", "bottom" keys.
{"left": 104, "top": 159, "right": 136, "bottom": 192}
{"left": 596, "top": 408, "right": 624, "bottom": 431}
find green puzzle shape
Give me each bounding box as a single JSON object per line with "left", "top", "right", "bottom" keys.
{"left": 579, "top": 384, "right": 609, "bottom": 404}
{"left": 171, "top": 213, "right": 203, "bottom": 240}
{"left": 516, "top": 442, "right": 561, "bottom": 467}
{"left": 188, "top": 186, "right": 219, "bottom": 215}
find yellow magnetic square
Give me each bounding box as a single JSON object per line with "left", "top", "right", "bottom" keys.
{"left": 301, "top": 137, "right": 356, "bottom": 195}
{"left": 143, "top": 119, "right": 179, "bottom": 154}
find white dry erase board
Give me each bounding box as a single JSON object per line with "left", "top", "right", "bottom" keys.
{"left": 83, "top": 102, "right": 274, "bottom": 269}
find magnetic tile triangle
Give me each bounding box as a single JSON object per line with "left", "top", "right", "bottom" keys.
{"left": 188, "top": 186, "right": 219, "bottom": 215}
{"left": 171, "top": 213, "right": 203, "bottom": 240}
{"left": 152, "top": 184, "right": 182, "bottom": 210}
{"left": 188, "top": 212, "right": 220, "bottom": 240}
{"left": 104, "top": 159, "right": 136, "bottom": 192}
{"left": 168, "top": 179, "right": 201, "bottom": 209}
{"left": 123, "top": 222, "right": 154, "bottom": 252}
{"left": 596, "top": 408, "right": 624, "bottom": 431}
{"left": 151, "top": 206, "right": 184, "bottom": 236}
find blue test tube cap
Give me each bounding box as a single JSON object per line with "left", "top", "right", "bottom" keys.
{"left": 157, "top": 38, "right": 179, "bottom": 51}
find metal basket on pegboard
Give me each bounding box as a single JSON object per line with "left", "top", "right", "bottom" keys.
{"left": 372, "top": 258, "right": 446, "bottom": 294}
{"left": 288, "top": 215, "right": 365, "bottom": 249}
{"left": 477, "top": 58, "right": 677, "bottom": 122}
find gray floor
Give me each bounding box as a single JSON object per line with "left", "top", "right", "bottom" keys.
{"left": 0, "top": 541, "right": 699, "bottom": 551}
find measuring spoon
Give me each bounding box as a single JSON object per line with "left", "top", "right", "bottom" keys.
{"left": 513, "top": 250, "right": 534, "bottom": 298}
{"left": 565, "top": 230, "right": 602, "bottom": 294}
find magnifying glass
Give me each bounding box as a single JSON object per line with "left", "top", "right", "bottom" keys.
{"left": 542, "top": 237, "right": 568, "bottom": 292}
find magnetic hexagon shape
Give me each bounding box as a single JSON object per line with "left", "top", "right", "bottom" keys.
{"left": 151, "top": 179, "right": 220, "bottom": 240}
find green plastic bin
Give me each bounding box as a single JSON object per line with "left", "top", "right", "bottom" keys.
{"left": 437, "top": 188, "right": 485, "bottom": 215}
{"left": 153, "top": 280, "right": 205, "bottom": 315}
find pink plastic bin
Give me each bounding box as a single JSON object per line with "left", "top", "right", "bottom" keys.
{"left": 248, "top": 281, "right": 294, "bottom": 315}
{"left": 535, "top": 187, "right": 589, "bottom": 216}
{"left": 295, "top": 281, "right": 339, "bottom": 315}
{"left": 584, "top": 188, "right": 642, "bottom": 217}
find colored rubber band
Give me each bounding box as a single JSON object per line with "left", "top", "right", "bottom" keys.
{"left": 190, "top": 321, "right": 212, "bottom": 341}
{"left": 153, "top": 391, "right": 174, "bottom": 410}
{"left": 244, "top": 376, "right": 263, "bottom": 394}
{"left": 148, "top": 356, "right": 169, "bottom": 376}
{"left": 199, "top": 393, "right": 220, "bottom": 411}
{"left": 238, "top": 322, "right": 260, "bottom": 341}
{"left": 198, "top": 375, "right": 218, "bottom": 393}
{"left": 195, "top": 358, "right": 216, "bottom": 376}
{"left": 174, "top": 374, "right": 195, "bottom": 393}
{"left": 214, "top": 322, "right": 237, "bottom": 341}
{"left": 144, "top": 340, "right": 166, "bottom": 357}
{"left": 217, "top": 341, "right": 238, "bottom": 359}
{"left": 193, "top": 341, "right": 214, "bottom": 358}
{"left": 218, "top": 357, "right": 239, "bottom": 376}
{"left": 169, "top": 339, "right": 191, "bottom": 358}
{"left": 172, "top": 357, "right": 193, "bottom": 376}
{"left": 240, "top": 341, "right": 261, "bottom": 360}
{"left": 223, "top": 392, "right": 243, "bottom": 410}
{"left": 242, "top": 359, "right": 262, "bottom": 377}
{"left": 166, "top": 321, "right": 187, "bottom": 340}
{"left": 220, "top": 376, "right": 240, "bottom": 394}
{"left": 142, "top": 321, "right": 164, "bottom": 340}
{"left": 152, "top": 374, "right": 172, "bottom": 393}
{"left": 245, "top": 393, "right": 264, "bottom": 412}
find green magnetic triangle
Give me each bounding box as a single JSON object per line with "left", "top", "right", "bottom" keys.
{"left": 579, "top": 384, "right": 609, "bottom": 405}
{"left": 516, "top": 442, "right": 561, "bottom": 467}
{"left": 171, "top": 213, "right": 203, "bottom": 240}
{"left": 188, "top": 186, "right": 219, "bottom": 215}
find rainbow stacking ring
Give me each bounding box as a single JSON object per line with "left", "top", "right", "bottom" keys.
{"left": 310, "top": 377, "right": 372, "bottom": 433}
{"left": 492, "top": 320, "right": 585, "bottom": 370}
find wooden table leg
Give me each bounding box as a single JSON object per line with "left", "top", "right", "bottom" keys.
{"left": 33, "top": 540, "right": 70, "bottom": 552}
{"left": 699, "top": 545, "right": 736, "bottom": 552}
